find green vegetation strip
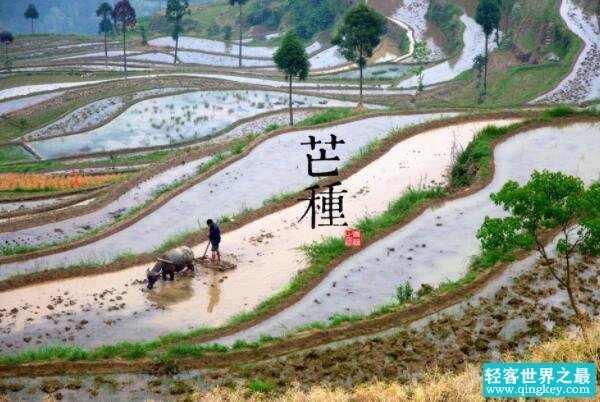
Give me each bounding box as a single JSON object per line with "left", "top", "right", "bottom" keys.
{"left": 3, "top": 107, "right": 596, "bottom": 367}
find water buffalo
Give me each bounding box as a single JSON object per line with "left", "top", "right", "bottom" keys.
{"left": 146, "top": 246, "right": 195, "bottom": 289}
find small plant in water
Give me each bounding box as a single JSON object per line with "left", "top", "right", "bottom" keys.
{"left": 396, "top": 281, "right": 414, "bottom": 304}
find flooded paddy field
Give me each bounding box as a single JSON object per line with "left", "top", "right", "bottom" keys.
{"left": 0, "top": 92, "right": 65, "bottom": 116}
{"left": 324, "top": 63, "right": 414, "bottom": 80}
{"left": 0, "top": 194, "right": 85, "bottom": 214}
{"left": 215, "top": 122, "right": 600, "bottom": 344}
{"left": 0, "top": 115, "right": 507, "bottom": 351}
{"left": 2, "top": 246, "right": 596, "bottom": 401}
{"left": 0, "top": 113, "right": 453, "bottom": 279}
{"left": 23, "top": 88, "right": 191, "bottom": 141}
{"left": 27, "top": 90, "right": 373, "bottom": 159}
{"left": 396, "top": 15, "right": 497, "bottom": 88}
{"left": 1, "top": 0, "right": 600, "bottom": 398}
{"left": 148, "top": 36, "right": 322, "bottom": 58}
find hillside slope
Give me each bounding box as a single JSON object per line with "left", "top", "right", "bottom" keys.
{"left": 145, "top": 0, "right": 352, "bottom": 43}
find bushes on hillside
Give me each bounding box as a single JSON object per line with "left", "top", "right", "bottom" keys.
{"left": 426, "top": 0, "right": 464, "bottom": 56}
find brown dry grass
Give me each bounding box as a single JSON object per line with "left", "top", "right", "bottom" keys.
{"left": 0, "top": 173, "right": 125, "bottom": 191}
{"left": 188, "top": 323, "right": 600, "bottom": 402}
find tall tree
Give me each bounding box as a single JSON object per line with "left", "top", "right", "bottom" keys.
{"left": 0, "top": 31, "right": 14, "bottom": 68}
{"left": 473, "top": 54, "right": 486, "bottom": 93}
{"left": 166, "top": 0, "right": 190, "bottom": 64}
{"left": 96, "top": 2, "right": 113, "bottom": 59}
{"left": 475, "top": 0, "right": 500, "bottom": 95}
{"left": 24, "top": 4, "right": 39, "bottom": 35}
{"left": 332, "top": 2, "right": 387, "bottom": 108}
{"left": 229, "top": 0, "right": 247, "bottom": 67}
{"left": 273, "top": 30, "right": 310, "bottom": 126}
{"left": 112, "top": 0, "right": 137, "bottom": 77}
{"left": 413, "top": 40, "right": 431, "bottom": 92}
{"left": 477, "top": 171, "right": 600, "bottom": 340}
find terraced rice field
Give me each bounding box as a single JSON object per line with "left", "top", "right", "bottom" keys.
{"left": 0, "top": 2, "right": 599, "bottom": 399}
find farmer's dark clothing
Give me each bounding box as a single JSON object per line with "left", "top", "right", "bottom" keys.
{"left": 209, "top": 223, "right": 221, "bottom": 250}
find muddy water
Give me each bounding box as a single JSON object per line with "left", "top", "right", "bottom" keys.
{"left": 217, "top": 122, "right": 600, "bottom": 344}
{"left": 0, "top": 92, "right": 65, "bottom": 115}
{"left": 321, "top": 233, "right": 593, "bottom": 352}
{"left": 0, "top": 113, "right": 455, "bottom": 281}
{"left": 0, "top": 195, "right": 81, "bottom": 214}
{"left": 0, "top": 116, "right": 512, "bottom": 350}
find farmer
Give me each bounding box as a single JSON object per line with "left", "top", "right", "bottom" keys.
{"left": 207, "top": 219, "right": 221, "bottom": 264}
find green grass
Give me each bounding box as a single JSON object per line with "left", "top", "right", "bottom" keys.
{"left": 247, "top": 380, "right": 276, "bottom": 393}
{"left": 450, "top": 106, "right": 597, "bottom": 189}
{"left": 487, "top": 41, "right": 579, "bottom": 104}
{"left": 232, "top": 339, "right": 260, "bottom": 350}
{"left": 449, "top": 124, "right": 516, "bottom": 188}
{"left": 0, "top": 244, "right": 39, "bottom": 256}
{"left": 161, "top": 343, "right": 228, "bottom": 360}
{"left": 297, "top": 108, "right": 370, "bottom": 127}
{"left": 0, "top": 145, "right": 34, "bottom": 162}
{"left": 262, "top": 190, "right": 297, "bottom": 207}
